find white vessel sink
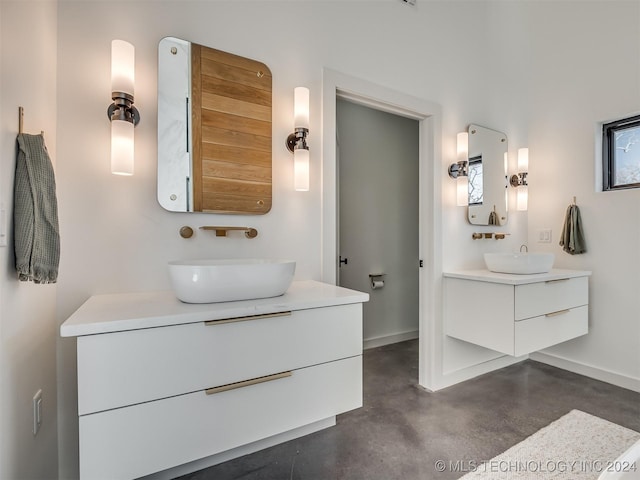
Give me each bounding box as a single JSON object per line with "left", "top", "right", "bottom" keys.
{"left": 168, "top": 259, "right": 296, "bottom": 303}
{"left": 484, "top": 252, "right": 554, "bottom": 275}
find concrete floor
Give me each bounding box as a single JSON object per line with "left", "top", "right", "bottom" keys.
{"left": 177, "top": 340, "right": 640, "bottom": 480}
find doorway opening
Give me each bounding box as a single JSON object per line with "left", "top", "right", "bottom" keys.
{"left": 336, "top": 99, "right": 419, "bottom": 349}
{"left": 321, "top": 68, "right": 443, "bottom": 390}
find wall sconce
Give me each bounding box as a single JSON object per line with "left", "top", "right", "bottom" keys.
{"left": 108, "top": 40, "right": 140, "bottom": 176}
{"left": 448, "top": 132, "right": 469, "bottom": 206}
{"left": 286, "top": 87, "right": 309, "bottom": 191}
{"left": 510, "top": 147, "right": 529, "bottom": 211}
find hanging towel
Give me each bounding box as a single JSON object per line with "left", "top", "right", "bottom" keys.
{"left": 14, "top": 133, "right": 60, "bottom": 283}
{"left": 559, "top": 204, "right": 586, "bottom": 255}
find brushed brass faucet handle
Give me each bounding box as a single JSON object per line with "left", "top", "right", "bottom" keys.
{"left": 179, "top": 226, "right": 194, "bottom": 239}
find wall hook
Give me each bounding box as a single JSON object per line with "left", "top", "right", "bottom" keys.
{"left": 18, "top": 107, "right": 44, "bottom": 136}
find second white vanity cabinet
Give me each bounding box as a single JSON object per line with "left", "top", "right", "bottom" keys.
{"left": 444, "top": 269, "right": 590, "bottom": 356}
{"left": 61, "top": 281, "right": 368, "bottom": 480}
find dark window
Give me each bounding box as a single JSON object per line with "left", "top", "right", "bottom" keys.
{"left": 602, "top": 115, "right": 640, "bottom": 191}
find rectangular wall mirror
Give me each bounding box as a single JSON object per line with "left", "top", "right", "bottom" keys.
{"left": 157, "top": 37, "right": 272, "bottom": 214}
{"left": 467, "top": 124, "right": 508, "bottom": 225}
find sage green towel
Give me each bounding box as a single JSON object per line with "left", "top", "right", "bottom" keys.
{"left": 14, "top": 133, "right": 60, "bottom": 283}
{"left": 559, "top": 204, "right": 586, "bottom": 255}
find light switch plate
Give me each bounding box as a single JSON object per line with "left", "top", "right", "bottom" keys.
{"left": 538, "top": 229, "right": 552, "bottom": 243}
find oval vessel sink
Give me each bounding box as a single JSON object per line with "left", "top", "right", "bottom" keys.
{"left": 168, "top": 259, "right": 296, "bottom": 304}
{"left": 484, "top": 252, "right": 554, "bottom": 275}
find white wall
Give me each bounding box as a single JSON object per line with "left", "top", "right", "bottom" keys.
{"left": 55, "top": 2, "right": 531, "bottom": 476}
{"left": 50, "top": 1, "right": 640, "bottom": 477}
{"left": 440, "top": 1, "right": 531, "bottom": 379}
{"left": 0, "top": 2, "right": 59, "bottom": 478}
{"left": 523, "top": 1, "right": 640, "bottom": 388}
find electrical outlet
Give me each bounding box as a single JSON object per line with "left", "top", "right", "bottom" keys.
{"left": 538, "top": 229, "right": 552, "bottom": 243}
{"left": 33, "top": 389, "right": 42, "bottom": 435}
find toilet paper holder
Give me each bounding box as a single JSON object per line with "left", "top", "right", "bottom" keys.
{"left": 369, "top": 273, "right": 386, "bottom": 290}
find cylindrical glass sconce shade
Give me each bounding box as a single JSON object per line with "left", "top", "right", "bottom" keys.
{"left": 518, "top": 147, "right": 529, "bottom": 171}
{"left": 456, "top": 176, "right": 469, "bottom": 206}
{"left": 294, "top": 148, "right": 310, "bottom": 191}
{"left": 111, "top": 119, "right": 134, "bottom": 176}
{"left": 294, "top": 87, "right": 309, "bottom": 129}
{"left": 457, "top": 132, "right": 468, "bottom": 162}
{"left": 517, "top": 187, "right": 528, "bottom": 211}
{"left": 111, "top": 40, "right": 135, "bottom": 95}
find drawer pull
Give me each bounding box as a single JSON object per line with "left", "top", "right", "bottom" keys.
{"left": 205, "top": 371, "right": 292, "bottom": 395}
{"left": 545, "top": 278, "right": 570, "bottom": 284}
{"left": 204, "top": 311, "right": 292, "bottom": 326}
{"left": 545, "top": 309, "right": 570, "bottom": 317}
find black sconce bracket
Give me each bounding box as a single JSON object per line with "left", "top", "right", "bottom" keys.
{"left": 510, "top": 172, "right": 528, "bottom": 187}
{"left": 107, "top": 91, "right": 141, "bottom": 126}
{"left": 286, "top": 127, "right": 309, "bottom": 153}
{"left": 448, "top": 160, "right": 468, "bottom": 179}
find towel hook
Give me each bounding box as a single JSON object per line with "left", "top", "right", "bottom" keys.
{"left": 18, "top": 107, "right": 44, "bottom": 136}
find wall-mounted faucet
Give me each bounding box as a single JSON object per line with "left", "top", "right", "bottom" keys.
{"left": 200, "top": 226, "right": 259, "bottom": 238}
{"left": 520, "top": 244, "right": 528, "bottom": 253}
{"left": 472, "top": 232, "right": 511, "bottom": 240}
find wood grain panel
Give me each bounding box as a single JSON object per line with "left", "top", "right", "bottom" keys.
{"left": 202, "top": 125, "right": 271, "bottom": 152}
{"left": 202, "top": 92, "right": 270, "bottom": 122}
{"left": 201, "top": 110, "right": 271, "bottom": 137}
{"left": 202, "top": 195, "right": 272, "bottom": 215}
{"left": 202, "top": 143, "right": 271, "bottom": 168}
{"left": 191, "top": 44, "right": 272, "bottom": 214}
{"left": 201, "top": 58, "right": 272, "bottom": 92}
{"left": 201, "top": 46, "right": 272, "bottom": 80}
{"left": 191, "top": 44, "right": 203, "bottom": 212}
{"left": 201, "top": 76, "right": 271, "bottom": 107}
{"left": 202, "top": 177, "right": 271, "bottom": 197}
{"left": 203, "top": 159, "right": 271, "bottom": 183}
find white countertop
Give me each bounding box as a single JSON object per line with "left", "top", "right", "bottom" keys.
{"left": 60, "top": 280, "right": 369, "bottom": 337}
{"left": 443, "top": 268, "right": 591, "bottom": 285}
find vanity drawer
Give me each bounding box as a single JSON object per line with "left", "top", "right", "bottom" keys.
{"left": 514, "top": 305, "right": 588, "bottom": 356}
{"left": 77, "top": 303, "right": 362, "bottom": 415}
{"left": 79, "top": 355, "right": 362, "bottom": 480}
{"left": 514, "top": 276, "right": 588, "bottom": 320}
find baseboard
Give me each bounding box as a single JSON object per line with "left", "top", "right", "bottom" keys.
{"left": 432, "top": 354, "right": 527, "bottom": 391}
{"left": 363, "top": 329, "right": 419, "bottom": 350}
{"left": 141, "top": 417, "right": 336, "bottom": 480}
{"left": 530, "top": 352, "right": 640, "bottom": 393}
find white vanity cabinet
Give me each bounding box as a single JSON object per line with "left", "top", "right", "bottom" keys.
{"left": 61, "top": 281, "right": 368, "bottom": 480}
{"left": 444, "top": 269, "right": 590, "bottom": 356}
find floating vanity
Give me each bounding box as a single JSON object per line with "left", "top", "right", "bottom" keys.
{"left": 61, "top": 280, "right": 368, "bottom": 479}
{"left": 444, "top": 269, "right": 591, "bottom": 356}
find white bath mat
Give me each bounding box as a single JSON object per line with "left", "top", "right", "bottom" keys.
{"left": 459, "top": 410, "right": 640, "bottom": 479}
